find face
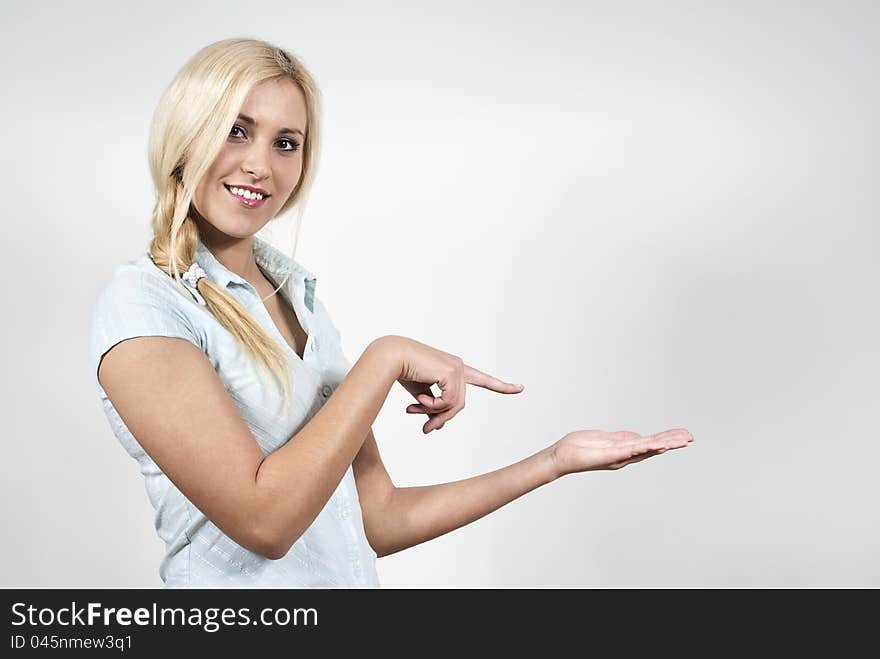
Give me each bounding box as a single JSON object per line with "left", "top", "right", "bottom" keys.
{"left": 190, "top": 77, "right": 307, "bottom": 240}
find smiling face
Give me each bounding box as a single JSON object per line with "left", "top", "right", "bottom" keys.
{"left": 190, "top": 77, "right": 308, "bottom": 240}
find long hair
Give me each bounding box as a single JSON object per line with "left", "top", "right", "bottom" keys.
{"left": 146, "top": 38, "right": 322, "bottom": 401}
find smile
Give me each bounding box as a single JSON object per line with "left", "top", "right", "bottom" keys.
{"left": 224, "top": 184, "right": 269, "bottom": 208}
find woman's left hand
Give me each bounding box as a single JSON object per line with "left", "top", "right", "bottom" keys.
{"left": 550, "top": 428, "right": 695, "bottom": 478}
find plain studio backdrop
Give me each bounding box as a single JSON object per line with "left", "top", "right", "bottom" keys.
{"left": 1, "top": 0, "right": 876, "bottom": 588}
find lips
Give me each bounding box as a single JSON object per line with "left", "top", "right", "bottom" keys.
{"left": 224, "top": 184, "right": 269, "bottom": 209}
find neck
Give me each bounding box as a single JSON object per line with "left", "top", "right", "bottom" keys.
{"left": 195, "top": 217, "right": 264, "bottom": 287}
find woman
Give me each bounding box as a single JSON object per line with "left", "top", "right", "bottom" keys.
{"left": 89, "top": 38, "right": 694, "bottom": 588}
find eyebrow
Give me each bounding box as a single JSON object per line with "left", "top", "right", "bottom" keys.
{"left": 237, "top": 113, "right": 304, "bottom": 137}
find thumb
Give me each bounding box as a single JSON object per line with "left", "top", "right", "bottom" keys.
{"left": 417, "top": 393, "right": 446, "bottom": 409}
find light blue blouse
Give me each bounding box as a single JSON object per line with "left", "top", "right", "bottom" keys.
{"left": 88, "top": 236, "right": 380, "bottom": 588}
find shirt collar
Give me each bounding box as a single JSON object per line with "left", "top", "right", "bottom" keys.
{"left": 194, "top": 235, "right": 318, "bottom": 311}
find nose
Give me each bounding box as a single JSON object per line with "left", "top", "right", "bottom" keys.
{"left": 239, "top": 143, "right": 271, "bottom": 181}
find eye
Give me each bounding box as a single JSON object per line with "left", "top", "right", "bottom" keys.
{"left": 228, "top": 125, "right": 300, "bottom": 153}
{"left": 278, "top": 138, "right": 301, "bottom": 153}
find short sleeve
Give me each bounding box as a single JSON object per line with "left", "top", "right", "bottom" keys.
{"left": 89, "top": 267, "right": 203, "bottom": 389}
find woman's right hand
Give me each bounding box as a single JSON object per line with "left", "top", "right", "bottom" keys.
{"left": 375, "top": 335, "right": 524, "bottom": 434}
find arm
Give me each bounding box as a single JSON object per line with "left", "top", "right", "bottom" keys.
{"left": 98, "top": 334, "right": 401, "bottom": 560}
{"left": 254, "top": 337, "right": 400, "bottom": 556}
{"left": 353, "top": 436, "right": 558, "bottom": 558}
{"left": 352, "top": 425, "right": 692, "bottom": 558}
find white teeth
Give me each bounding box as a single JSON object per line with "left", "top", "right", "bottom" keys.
{"left": 230, "top": 186, "right": 263, "bottom": 201}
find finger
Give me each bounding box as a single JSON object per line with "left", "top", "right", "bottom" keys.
{"left": 620, "top": 441, "right": 689, "bottom": 464}
{"left": 407, "top": 403, "right": 455, "bottom": 417}
{"left": 406, "top": 383, "right": 435, "bottom": 401}
{"left": 429, "top": 366, "right": 462, "bottom": 413}
{"left": 610, "top": 449, "right": 663, "bottom": 469}
{"left": 627, "top": 435, "right": 691, "bottom": 452}
{"left": 437, "top": 370, "right": 467, "bottom": 431}
{"left": 463, "top": 364, "right": 524, "bottom": 394}
{"left": 649, "top": 428, "right": 694, "bottom": 443}
{"left": 608, "top": 431, "right": 642, "bottom": 442}
{"left": 424, "top": 406, "right": 458, "bottom": 433}
{"left": 419, "top": 409, "right": 439, "bottom": 432}
{"left": 416, "top": 393, "right": 446, "bottom": 409}
{"left": 425, "top": 417, "right": 447, "bottom": 432}
{"left": 612, "top": 429, "right": 691, "bottom": 444}
{"left": 415, "top": 394, "right": 457, "bottom": 418}
{"left": 424, "top": 385, "right": 464, "bottom": 432}
{"left": 606, "top": 444, "right": 654, "bottom": 464}
{"left": 616, "top": 432, "right": 687, "bottom": 452}
{"left": 610, "top": 438, "right": 688, "bottom": 463}
{"left": 649, "top": 432, "right": 693, "bottom": 449}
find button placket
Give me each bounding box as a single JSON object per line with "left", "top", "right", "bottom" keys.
{"left": 337, "top": 493, "right": 351, "bottom": 519}
{"left": 347, "top": 542, "right": 363, "bottom": 580}
{"left": 331, "top": 482, "right": 351, "bottom": 521}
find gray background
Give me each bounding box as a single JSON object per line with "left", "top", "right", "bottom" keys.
{"left": 2, "top": 0, "right": 877, "bottom": 587}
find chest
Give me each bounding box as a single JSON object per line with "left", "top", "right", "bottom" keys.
{"left": 261, "top": 291, "right": 309, "bottom": 360}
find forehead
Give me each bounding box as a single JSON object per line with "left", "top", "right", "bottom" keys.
{"left": 239, "top": 78, "right": 307, "bottom": 131}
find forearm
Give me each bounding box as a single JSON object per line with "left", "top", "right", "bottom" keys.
{"left": 373, "top": 444, "right": 560, "bottom": 558}
{"left": 255, "top": 337, "right": 399, "bottom": 557}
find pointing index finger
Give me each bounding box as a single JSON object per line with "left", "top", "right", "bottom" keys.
{"left": 463, "top": 364, "right": 524, "bottom": 394}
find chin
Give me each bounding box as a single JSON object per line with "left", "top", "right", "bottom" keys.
{"left": 219, "top": 220, "right": 268, "bottom": 239}
{"left": 192, "top": 195, "right": 273, "bottom": 238}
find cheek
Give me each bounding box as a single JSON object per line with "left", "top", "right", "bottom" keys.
{"left": 195, "top": 180, "right": 218, "bottom": 202}
{"left": 205, "top": 149, "right": 234, "bottom": 180}
{"left": 192, "top": 183, "right": 207, "bottom": 206}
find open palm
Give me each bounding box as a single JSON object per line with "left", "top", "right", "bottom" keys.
{"left": 551, "top": 428, "right": 694, "bottom": 477}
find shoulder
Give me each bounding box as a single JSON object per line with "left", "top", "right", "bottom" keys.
{"left": 89, "top": 254, "right": 206, "bottom": 386}
{"left": 95, "top": 254, "right": 192, "bottom": 305}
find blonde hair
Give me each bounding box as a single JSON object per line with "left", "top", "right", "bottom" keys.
{"left": 147, "top": 38, "right": 322, "bottom": 401}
